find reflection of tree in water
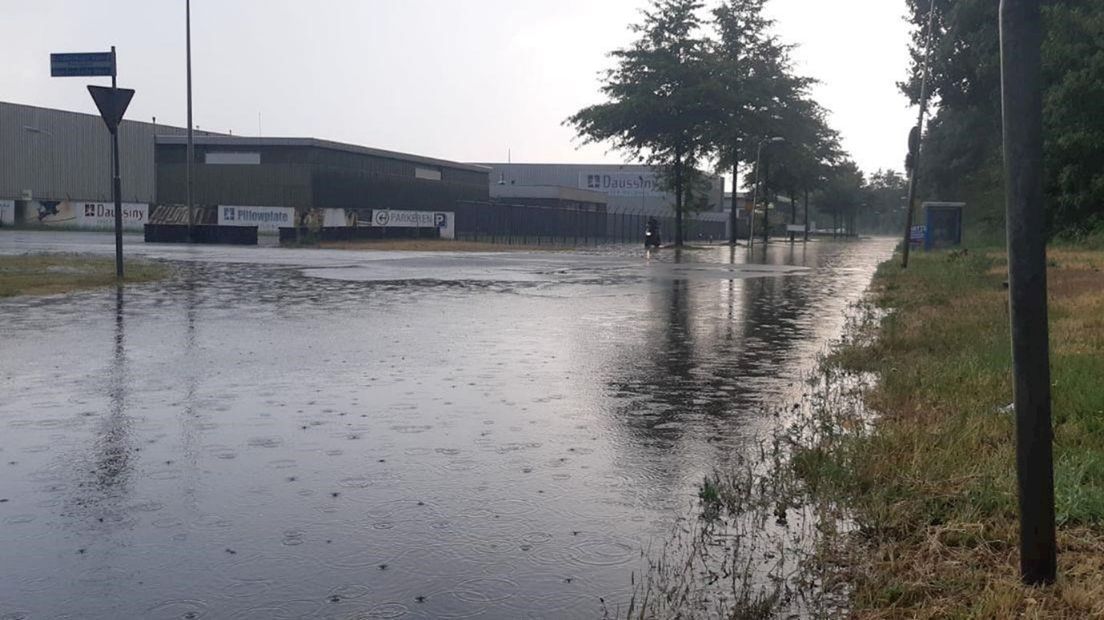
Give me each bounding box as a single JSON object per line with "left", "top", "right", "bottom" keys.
{"left": 605, "top": 245, "right": 822, "bottom": 449}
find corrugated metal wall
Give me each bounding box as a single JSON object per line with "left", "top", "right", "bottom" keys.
{"left": 0, "top": 101, "right": 212, "bottom": 203}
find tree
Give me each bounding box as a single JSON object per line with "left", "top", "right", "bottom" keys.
{"left": 901, "top": 0, "right": 1104, "bottom": 237}
{"left": 710, "top": 0, "right": 850, "bottom": 243}
{"left": 761, "top": 97, "right": 843, "bottom": 239}
{"left": 710, "top": 0, "right": 825, "bottom": 241}
{"left": 815, "top": 160, "right": 865, "bottom": 237}
{"left": 1043, "top": 4, "right": 1104, "bottom": 235}
{"left": 861, "top": 169, "right": 909, "bottom": 234}
{"left": 567, "top": 0, "right": 714, "bottom": 246}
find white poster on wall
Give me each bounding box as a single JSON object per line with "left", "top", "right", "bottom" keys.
{"left": 75, "top": 202, "right": 149, "bottom": 231}
{"left": 370, "top": 210, "right": 455, "bottom": 239}
{"left": 218, "top": 205, "right": 295, "bottom": 233}
{"left": 0, "top": 200, "right": 14, "bottom": 226}
{"left": 322, "top": 208, "right": 357, "bottom": 228}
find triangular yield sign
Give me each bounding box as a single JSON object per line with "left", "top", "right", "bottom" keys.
{"left": 87, "top": 85, "right": 135, "bottom": 133}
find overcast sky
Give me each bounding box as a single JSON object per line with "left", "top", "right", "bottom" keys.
{"left": 3, "top": 0, "right": 914, "bottom": 180}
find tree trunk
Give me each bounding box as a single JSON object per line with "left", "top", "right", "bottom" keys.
{"left": 674, "top": 149, "right": 684, "bottom": 247}
{"left": 789, "top": 188, "right": 797, "bottom": 243}
{"left": 803, "top": 186, "right": 810, "bottom": 241}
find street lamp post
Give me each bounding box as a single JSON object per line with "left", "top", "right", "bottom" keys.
{"left": 185, "top": 0, "right": 195, "bottom": 238}
{"left": 901, "top": 0, "right": 937, "bottom": 268}
{"left": 748, "top": 137, "right": 785, "bottom": 249}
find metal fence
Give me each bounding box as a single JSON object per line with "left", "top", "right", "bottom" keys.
{"left": 454, "top": 200, "right": 728, "bottom": 246}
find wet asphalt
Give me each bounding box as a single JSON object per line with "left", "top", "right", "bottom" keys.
{"left": 0, "top": 230, "right": 894, "bottom": 619}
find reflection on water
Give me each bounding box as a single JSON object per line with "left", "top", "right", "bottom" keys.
{"left": 0, "top": 238, "right": 893, "bottom": 618}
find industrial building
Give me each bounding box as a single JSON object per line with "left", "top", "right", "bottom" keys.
{"left": 2, "top": 99, "right": 727, "bottom": 242}
{"left": 1, "top": 100, "right": 488, "bottom": 232}
{"left": 155, "top": 136, "right": 490, "bottom": 219}
{"left": 482, "top": 163, "right": 726, "bottom": 215}
{"left": 489, "top": 184, "right": 607, "bottom": 212}
{"left": 482, "top": 162, "right": 729, "bottom": 241}
{"left": 0, "top": 100, "right": 221, "bottom": 229}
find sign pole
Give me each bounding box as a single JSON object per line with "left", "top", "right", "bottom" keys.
{"left": 51, "top": 48, "right": 133, "bottom": 278}
{"left": 110, "top": 46, "right": 124, "bottom": 279}
{"left": 1000, "top": 0, "right": 1057, "bottom": 586}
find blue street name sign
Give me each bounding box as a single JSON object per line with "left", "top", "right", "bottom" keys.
{"left": 50, "top": 52, "right": 115, "bottom": 77}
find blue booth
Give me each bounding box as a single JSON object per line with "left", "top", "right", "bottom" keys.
{"left": 920, "top": 201, "right": 965, "bottom": 251}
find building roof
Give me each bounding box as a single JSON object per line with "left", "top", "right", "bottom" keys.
{"left": 157, "top": 136, "right": 490, "bottom": 174}
{"left": 2, "top": 99, "right": 224, "bottom": 137}
{"left": 489, "top": 184, "right": 607, "bottom": 204}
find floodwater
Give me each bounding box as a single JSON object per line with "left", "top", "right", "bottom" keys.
{"left": 0, "top": 231, "right": 894, "bottom": 619}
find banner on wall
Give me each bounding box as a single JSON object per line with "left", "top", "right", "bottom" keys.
{"left": 26, "top": 200, "right": 147, "bottom": 231}
{"left": 0, "top": 200, "right": 14, "bottom": 226}
{"left": 369, "top": 210, "right": 455, "bottom": 239}
{"left": 218, "top": 205, "right": 295, "bottom": 233}
{"left": 76, "top": 202, "right": 148, "bottom": 230}
{"left": 578, "top": 172, "right": 666, "bottom": 198}
{"left": 322, "top": 208, "right": 358, "bottom": 228}
{"left": 30, "top": 200, "right": 77, "bottom": 226}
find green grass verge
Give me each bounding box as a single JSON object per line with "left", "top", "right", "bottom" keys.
{"left": 0, "top": 254, "right": 168, "bottom": 298}
{"left": 799, "top": 246, "right": 1104, "bottom": 617}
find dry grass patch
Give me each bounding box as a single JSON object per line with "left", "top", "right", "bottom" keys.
{"left": 0, "top": 253, "right": 167, "bottom": 298}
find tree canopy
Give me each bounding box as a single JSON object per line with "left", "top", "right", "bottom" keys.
{"left": 569, "top": 0, "right": 877, "bottom": 242}
{"left": 566, "top": 0, "right": 714, "bottom": 245}
{"left": 903, "top": 0, "right": 1104, "bottom": 237}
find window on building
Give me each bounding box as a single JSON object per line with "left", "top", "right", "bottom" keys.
{"left": 205, "top": 152, "right": 261, "bottom": 165}
{"left": 414, "top": 167, "right": 442, "bottom": 181}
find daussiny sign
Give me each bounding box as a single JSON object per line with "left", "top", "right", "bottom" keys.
{"left": 578, "top": 172, "right": 665, "bottom": 197}
{"left": 78, "top": 202, "right": 147, "bottom": 230}
{"left": 25, "top": 200, "right": 147, "bottom": 231}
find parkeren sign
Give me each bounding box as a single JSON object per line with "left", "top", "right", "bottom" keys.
{"left": 370, "top": 210, "right": 455, "bottom": 239}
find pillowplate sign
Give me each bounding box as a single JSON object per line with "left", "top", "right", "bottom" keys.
{"left": 218, "top": 205, "right": 295, "bottom": 233}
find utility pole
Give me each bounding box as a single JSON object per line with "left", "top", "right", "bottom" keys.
{"left": 186, "top": 0, "right": 195, "bottom": 237}
{"left": 1000, "top": 0, "right": 1056, "bottom": 586}
{"left": 728, "top": 158, "right": 738, "bottom": 245}
{"left": 761, "top": 155, "right": 771, "bottom": 245}
{"left": 901, "top": 0, "right": 937, "bottom": 268}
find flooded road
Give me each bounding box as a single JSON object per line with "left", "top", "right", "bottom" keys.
{"left": 0, "top": 232, "right": 894, "bottom": 618}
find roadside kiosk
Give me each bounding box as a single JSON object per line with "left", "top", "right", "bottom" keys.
{"left": 919, "top": 201, "right": 965, "bottom": 251}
